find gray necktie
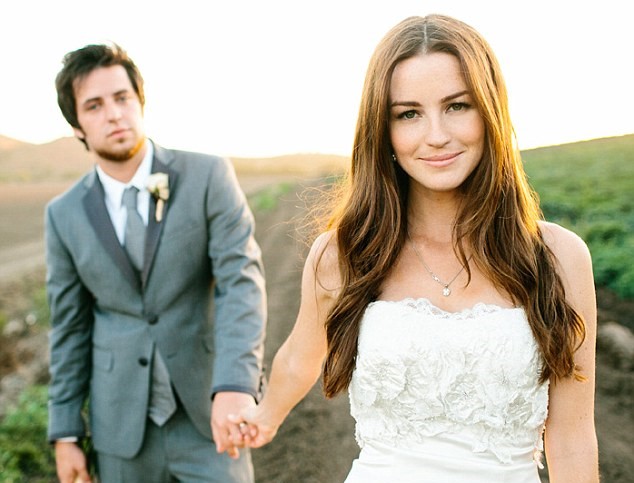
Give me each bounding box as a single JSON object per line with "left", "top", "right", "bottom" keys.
{"left": 122, "top": 187, "right": 176, "bottom": 425}
{"left": 148, "top": 348, "right": 177, "bottom": 426}
{"left": 122, "top": 187, "right": 145, "bottom": 271}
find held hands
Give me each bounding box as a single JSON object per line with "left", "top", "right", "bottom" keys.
{"left": 211, "top": 391, "right": 257, "bottom": 459}
{"left": 227, "top": 405, "right": 280, "bottom": 449}
{"left": 213, "top": 392, "right": 285, "bottom": 457}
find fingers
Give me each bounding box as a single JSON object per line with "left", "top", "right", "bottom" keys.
{"left": 213, "top": 417, "right": 252, "bottom": 459}
{"left": 226, "top": 445, "right": 240, "bottom": 460}
{"left": 217, "top": 424, "right": 249, "bottom": 459}
{"left": 229, "top": 413, "right": 258, "bottom": 442}
{"left": 226, "top": 419, "right": 248, "bottom": 454}
{"left": 212, "top": 425, "right": 239, "bottom": 458}
{"left": 238, "top": 421, "right": 252, "bottom": 443}
{"left": 55, "top": 442, "right": 91, "bottom": 483}
{"left": 228, "top": 413, "right": 273, "bottom": 449}
{"left": 211, "top": 391, "right": 259, "bottom": 458}
{"left": 74, "top": 471, "right": 92, "bottom": 483}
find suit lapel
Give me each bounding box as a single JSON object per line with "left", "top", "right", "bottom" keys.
{"left": 82, "top": 171, "right": 141, "bottom": 291}
{"left": 141, "top": 149, "right": 178, "bottom": 287}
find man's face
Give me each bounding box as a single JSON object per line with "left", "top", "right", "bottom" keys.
{"left": 73, "top": 65, "right": 145, "bottom": 162}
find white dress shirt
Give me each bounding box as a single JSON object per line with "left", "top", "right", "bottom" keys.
{"left": 96, "top": 142, "right": 154, "bottom": 244}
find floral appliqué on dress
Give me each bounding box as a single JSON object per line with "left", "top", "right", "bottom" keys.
{"left": 349, "top": 299, "right": 549, "bottom": 466}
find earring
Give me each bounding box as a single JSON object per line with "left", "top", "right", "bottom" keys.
{"left": 392, "top": 153, "right": 397, "bottom": 163}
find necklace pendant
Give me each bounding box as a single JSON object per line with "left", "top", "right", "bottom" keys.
{"left": 442, "top": 286, "right": 451, "bottom": 297}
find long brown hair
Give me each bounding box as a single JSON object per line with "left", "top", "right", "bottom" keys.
{"left": 321, "top": 14, "right": 586, "bottom": 398}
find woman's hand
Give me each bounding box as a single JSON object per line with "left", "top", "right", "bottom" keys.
{"left": 229, "top": 407, "right": 280, "bottom": 448}
{"left": 224, "top": 234, "right": 337, "bottom": 451}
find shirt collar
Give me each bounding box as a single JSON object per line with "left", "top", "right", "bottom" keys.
{"left": 96, "top": 142, "right": 154, "bottom": 209}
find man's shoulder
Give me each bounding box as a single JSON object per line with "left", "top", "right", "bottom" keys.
{"left": 154, "top": 144, "right": 236, "bottom": 189}
{"left": 47, "top": 170, "right": 95, "bottom": 211}
{"left": 154, "top": 143, "right": 229, "bottom": 171}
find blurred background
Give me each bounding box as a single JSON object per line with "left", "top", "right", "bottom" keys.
{"left": 1, "top": 1, "right": 632, "bottom": 481}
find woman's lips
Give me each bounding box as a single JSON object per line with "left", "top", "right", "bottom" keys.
{"left": 421, "top": 151, "right": 461, "bottom": 167}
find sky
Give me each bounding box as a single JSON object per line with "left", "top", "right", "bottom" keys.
{"left": 2, "top": 0, "right": 632, "bottom": 158}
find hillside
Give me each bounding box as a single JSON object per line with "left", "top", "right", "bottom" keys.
{"left": 0, "top": 137, "right": 92, "bottom": 182}
{"left": 231, "top": 152, "right": 348, "bottom": 176}
{"left": 0, "top": 136, "right": 349, "bottom": 182}
{"left": 0, "top": 135, "right": 27, "bottom": 152}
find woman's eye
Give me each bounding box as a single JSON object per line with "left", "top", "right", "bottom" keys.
{"left": 448, "top": 102, "right": 469, "bottom": 112}
{"left": 398, "top": 110, "right": 417, "bottom": 120}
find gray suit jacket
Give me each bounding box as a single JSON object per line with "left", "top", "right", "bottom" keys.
{"left": 45, "top": 142, "right": 266, "bottom": 458}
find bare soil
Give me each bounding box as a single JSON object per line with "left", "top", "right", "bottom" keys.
{"left": 0, "top": 178, "right": 632, "bottom": 482}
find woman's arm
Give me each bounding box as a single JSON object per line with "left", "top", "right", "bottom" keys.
{"left": 235, "top": 232, "right": 341, "bottom": 447}
{"left": 540, "top": 221, "right": 599, "bottom": 482}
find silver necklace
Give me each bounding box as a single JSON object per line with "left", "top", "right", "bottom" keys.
{"left": 406, "top": 231, "right": 471, "bottom": 297}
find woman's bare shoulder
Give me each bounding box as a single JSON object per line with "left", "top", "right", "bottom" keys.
{"left": 538, "top": 221, "right": 595, "bottom": 313}
{"left": 538, "top": 220, "right": 592, "bottom": 267}
{"left": 305, "top": 230, "right": 342, "bottom": 295}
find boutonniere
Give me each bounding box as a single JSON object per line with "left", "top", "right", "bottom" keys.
{"left": 147, "top": 172, "right": 169, "bottom": 222}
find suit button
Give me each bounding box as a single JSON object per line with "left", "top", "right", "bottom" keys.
{"left": 148, "top": 315, "right": 158, "bottom": 325}
{"left": 138, "top": 357, "right": 149, "bottom": 366}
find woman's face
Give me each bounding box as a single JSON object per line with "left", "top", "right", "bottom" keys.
{"left": 388, "top": 52, "right": 485, "bottom": 197}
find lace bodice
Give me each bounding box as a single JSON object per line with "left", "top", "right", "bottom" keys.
{"left": 349, "top": 298, "right": 549, "bottom": 466}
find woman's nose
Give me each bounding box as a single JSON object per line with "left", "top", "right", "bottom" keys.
{"left": 424, "top": 116, "right": 450, "bottom": 147}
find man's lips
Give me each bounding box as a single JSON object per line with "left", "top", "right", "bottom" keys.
{"left": 108, "top": 128, "right": 128, "bottom": 138}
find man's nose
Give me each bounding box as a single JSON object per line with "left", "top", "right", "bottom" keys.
{"left": 104, "top": 100, "right": 123, "bottom": 121}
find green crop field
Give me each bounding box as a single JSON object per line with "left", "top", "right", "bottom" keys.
{"left": 523, "top": 134, "right": 634, "bottom": 299}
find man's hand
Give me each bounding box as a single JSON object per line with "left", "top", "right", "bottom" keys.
{"left": 54, "top": 441, "right": 91, "bottom": 483}
{"left": 211, "top": 391, "right": 256, "bottom": 459}
{"left": 228, "top": 406, "right": 280, "bottom": 449}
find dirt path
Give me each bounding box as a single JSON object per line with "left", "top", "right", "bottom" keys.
{"left": 250, "top": 184, "right": 359, "bottom": 482}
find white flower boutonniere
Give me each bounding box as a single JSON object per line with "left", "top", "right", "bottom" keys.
{"left": 147, "top": 172, "right": 169, "bottom": 222}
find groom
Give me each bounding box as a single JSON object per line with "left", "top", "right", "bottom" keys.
{"left": 45, "top": 43, "right": 266, "bottom": 482}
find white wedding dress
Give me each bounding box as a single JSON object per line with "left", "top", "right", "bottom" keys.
{"left": 346, "top": 298, "right": 549, "bottom": 483}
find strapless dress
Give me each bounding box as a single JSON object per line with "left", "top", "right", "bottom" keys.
{"left": 345, "top": 298, "right": 549, "bottom": 483}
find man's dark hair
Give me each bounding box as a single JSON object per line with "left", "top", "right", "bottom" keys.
{"left": 55, "top": 43, "right": 145, "bottom": 135}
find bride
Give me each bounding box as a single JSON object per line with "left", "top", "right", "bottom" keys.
{"left": 230, "top": 14, "right": 598, "bottom": 482}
